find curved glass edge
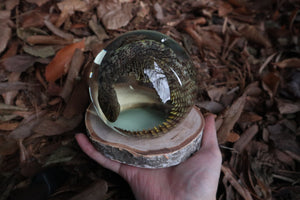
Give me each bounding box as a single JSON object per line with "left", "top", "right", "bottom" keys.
{"left": 88, "top": 30, "right": 197, "bottom": 136}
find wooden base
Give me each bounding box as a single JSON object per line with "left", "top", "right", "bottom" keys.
{"left": 85, "top": 105, "right": 204, "bottom": 168}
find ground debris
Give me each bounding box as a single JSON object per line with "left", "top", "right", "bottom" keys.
{"left": 0, "top": 0, "right": 299, "bottom": 199}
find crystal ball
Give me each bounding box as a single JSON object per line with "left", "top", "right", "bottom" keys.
{"left": 89, "top": 30, "right": 197, "bottom": 137}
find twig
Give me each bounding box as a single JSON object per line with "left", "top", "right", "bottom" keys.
{"left": 44, "top": 18, "right": 74, "bottom": 41}
{"left": 222, "top": 165, "right": 253, "bottom": 200}
{"left": 60, "top": 48, "right": 85, "bottom": 101}
{"left": 285, "top": 150, "right": 300, "bottom": 162}
{"left": 258, "top": 53, "right": 277, "bottom": 74}
{"left": 233, "top": 124, "right": 259, "bottom": 153}
{"left": 35, "top": 67, "right": 47, "bottom": 89}
{"left": 26, "top": 35, "right": 72, "bottom": 45}
{"left": 219, "top": 145, "right": 239, "bottom": 153}
{"left": 180, "top": 18, "right": 207, "bottom": 52}
{"left": 272, "top": 174, "right": 296, "bottom": 183}
{"left": 0, "top": 82, "right": 39, "bottom": 94}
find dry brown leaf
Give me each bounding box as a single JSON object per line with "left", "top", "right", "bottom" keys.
{"left": 21, "top": 10, "right": 57, "bottom": 28}
{"left": 0, "top": 41, "right": 18, "bottom": 61}
{"left": 195, "top": 28, "right": 223, "bottom": 53}
{"left": 44, "top": 18, "right": 74, "bottom": 40}
{"left": 0, "top": 82, "right": 39, "bottom": 94}
{"left": 98, "top": 1, "right": 134, "bottom": 30}
{"left": 274, "top": 58, "right": 300, "bottom": 69}
{"left": 234, "top": 124, "right": 259, "bottom": 153}
{"left": 119, "top": 0, "right": 134, "bottom": 2}
{"left": 17, "top": 27, "right": 49, "bottom": 42}
{"left": 238, "top": 24, "right": 271, "bottom": 48}
{"left": 243, "top": 81, "right": 262, "bottom": 97}
{"left": 84, "top": 36, "right": 104, "bottom": 55}
{"left": 0, "top": 25, "right": 11, "bottom": 54}
{"left": 34, "top": 142, "right": 61, "bottom": 158}
{"left": 154, "top": 2, "right": 164, "bottom": 21}
{"left": 217, "top": 95, "right": 246, "bottom": 144}
{"left": 207, "top": 86, "right": 228, "bottom": 101}
{"left": 227, "top": 132, "right": 240, "bottom": 143}
{"left": 215, "top": 117, "right": 223, "bottom": 131}
{"left": 63, "top": 78, "right": 89, "bottom": 118}
{"left": 45, "top": 39, "right": 85, "bottom": 82}
{"left": 88, "top": 19, "right": 109, "bottom": 41}
{"left": 57, "top": 0, "right": 90, "bottom": 14}
{"left": 280, "top": 69, "right": 300, "bottom": 99}
{"left": 239, "top": 112, "right": 262, "bottom": 123}
{"left": 23, "top": 45, "right": 56, "bottom": 58}
{"left": 5, "top": 0, "right": 19, "bottom": 10}
{"left": 1, "top": 42, "right": 20, "bottom": 104}
{"left": 32, "top": 115, "right": 83, "bottom": 137}
{"left": 228, "top": 0, "right": 248, "bottom": 7}
{"left": 47, "top": 82, "right": 62, "bottom": 96}
{"left": 0, "top": 10, "right": 10, "bottom": 19}
{"left": 218, "top": 1, "right": 233, "bottom": 17}
{"left": 25, "top": 0, "right": 50, "bottom": 7}
{"left": 0, "top": 11, "right": 12, "bottom": 55}
{"left": 137, "top": 1, "right": 150, "bottom": 18}
{"left": 0, "top": 122, "right": 20, "bottom": 131}
{"left": 97, "top": 0, "right": 117, "bottom": 18}
{"left": 70, "top": 180, "right": 108, "bottom": 200}
{"left": 2, "top": 55, "right": 49, "bottom": 72}
{"left": 9, "top": 110, "right": 47, "bottom": 140}
{"left": 26, "top": 35, "right": 72, "bottom": 45}
{"left": 2, "top": 72, "right": 21, "bottom": 105}
{"left": 274, "top": 149, "right": 295, "bottom": 168}
{"left": 197, "top": 101, "right": 225, "bottom": 114}
{"left": 262, "top": 72, "right": 280, "bottom": 98}
{"left": 181, "top": 19, "right": 207, "bottom": 53}
{"left": 276, "top": 98, "right": 300, "bottom": 114}
{"left": 56, "top": 0, "right": 90, "bottom": 27}
{"left": 0, "top": 136, "right": 18, "bottom": 156}
{"left": 60, "top": 48, "right": 85, "bottom": 101}
{"left": 268, "top": 123, "right": 300, "bottom": 155}
{"left": 19, "top": 160, "right": 42, "bottom": 177}
{"left": 18, "top": 139, "right": 30, "bottom": 163}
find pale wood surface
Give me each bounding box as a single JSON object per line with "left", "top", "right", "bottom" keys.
{"left": 85, "top": 105, "right": 204, "bottom": 168}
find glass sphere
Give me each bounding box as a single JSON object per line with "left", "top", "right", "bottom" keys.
{"left": 89, "top": 30, "right": 197, "bottom": 138}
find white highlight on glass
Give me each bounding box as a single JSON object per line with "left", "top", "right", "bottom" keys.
{"left": 94, "top": 49, "right": 107, "bottom": 65}
{"left": 161, "top": 38, "right": 167, "bottom": 43}
{"left": 144, "top": 61, "right": 170, "bottom": 103}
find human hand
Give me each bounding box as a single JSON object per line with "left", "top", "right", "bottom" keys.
{"left": 76, "top": 115, "right": 222, "bottom": 200}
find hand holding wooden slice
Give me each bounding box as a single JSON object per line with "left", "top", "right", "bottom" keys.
{"left": 85, "top": 104, "right": 205, "bottom": 168}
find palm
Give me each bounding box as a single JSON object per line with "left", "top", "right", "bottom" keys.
{"left": 76, "top": 115, "right": 221, "bottom": 200}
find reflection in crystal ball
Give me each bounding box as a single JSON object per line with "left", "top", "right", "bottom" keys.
{"left": 89, "top": 30, "right": 197, "bottom": 137}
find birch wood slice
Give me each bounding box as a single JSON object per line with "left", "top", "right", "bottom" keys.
{"left": 85, "top": 104, "right": 205, "bottom": 168}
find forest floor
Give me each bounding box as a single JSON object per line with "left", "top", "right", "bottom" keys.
{"left": 0, "top": 0, "right": 299, "bottom": 199}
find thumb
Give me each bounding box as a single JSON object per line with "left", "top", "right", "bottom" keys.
{"left": 201, "top": 114, "right": 219, "bottom": 150}
{"left": 187, "top": 114, "right": 221, "bottom": 163}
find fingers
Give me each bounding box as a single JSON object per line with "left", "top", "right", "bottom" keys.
{"left": 75, "top": 133, "right": 121, "bottom": 174}
{"left": 201, "top": 114, "right": 219, "bottom": 150}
